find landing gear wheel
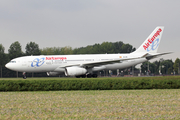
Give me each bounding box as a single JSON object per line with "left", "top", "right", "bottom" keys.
{"left": 87, "top": 74, "right": 92, "bottom": 78}
{"left": 23, "top": 72, "right": 27, "bottom": 79}
{"left": 76, "top": 76, "right": 80, "bottom": 78}
{"left": 23, "top": 75, "right": 27, "bottom": 79}
{"left": 76, "top": 75, "right": 86, "bottom": 78}
{"left": 81, "top": 75, "right": 86, "bottom": 78}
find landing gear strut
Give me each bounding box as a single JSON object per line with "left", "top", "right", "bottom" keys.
{"left": 23, "top": 72, "right": 26, "bottom": 79}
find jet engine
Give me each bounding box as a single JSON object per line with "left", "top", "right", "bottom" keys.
{"left": 65, "top": 66, "right": 87, "bottom": 76}
{"left": 47, "top": 72, "right": 61, "bottom": 76}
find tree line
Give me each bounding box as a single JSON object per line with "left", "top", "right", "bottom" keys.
{"left": 0, "top": 41, "right": 179, "bottom": 77}
{"left": 140, "top": 58, "right": 180, "bottom": 75}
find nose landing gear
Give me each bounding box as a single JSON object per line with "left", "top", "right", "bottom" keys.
{"left": 23, "top": 72, "right": 26, "bottom": 79}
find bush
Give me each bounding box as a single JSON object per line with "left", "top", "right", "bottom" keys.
{"left": 0, "top": 77, "right": 180, "bottom": 91}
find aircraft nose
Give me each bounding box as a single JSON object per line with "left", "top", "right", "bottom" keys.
{"left": 5, "top": 63, "right": 16, "bottom": 71}
{"left": 5, "top": 63, "right": 10, "bottom": 69}
{"left": 5, "top": 63, "right": 15, "bottom": 70}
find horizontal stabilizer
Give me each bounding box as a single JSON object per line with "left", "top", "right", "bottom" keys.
{"left": 144, "top": 52, "right": 173, "bottom": 60}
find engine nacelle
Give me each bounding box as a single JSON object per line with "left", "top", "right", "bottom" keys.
{"left": 47, "top": 72, "right": 61, "bottom": 76}
{"left": 65, "top": 66, "right": 87, "bottom": 76}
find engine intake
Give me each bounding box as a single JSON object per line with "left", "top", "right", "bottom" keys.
{"left": 65, "top": 66, "right": 87, "bottom": 76}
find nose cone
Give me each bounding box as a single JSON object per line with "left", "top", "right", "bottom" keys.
{"left": 5, "top": 63, "right": 10, "bottom": 69}
{"left": 5, "top": 63, "right": 13, "bottom": 70}
{"left": 5, "top": 63, "right": 16, "bottom": 71}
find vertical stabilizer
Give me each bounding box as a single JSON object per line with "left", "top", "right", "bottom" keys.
{"left": 133, "top": 26, "right": 164, "bottom": 54}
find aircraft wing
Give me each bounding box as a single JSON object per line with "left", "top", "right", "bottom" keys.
{"left": 82, "top": 57, "right": 138, "bottom": 68}
{"left": 57, "top": 56, "right": 143, "bottom": 68}
{"left": 82, "top": 52, "right": 172, "bottom": 67}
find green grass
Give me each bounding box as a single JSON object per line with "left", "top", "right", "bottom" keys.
{"left": 0, "top": 89, "right": 179, "bottom": 119}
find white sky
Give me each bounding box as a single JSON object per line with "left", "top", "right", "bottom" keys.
{"left": 0, "top": 0, "right": 179, "bottom": 61}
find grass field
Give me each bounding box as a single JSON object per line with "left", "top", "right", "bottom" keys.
{"left": 0, "top": 89, "right": 180, "bottom": 119}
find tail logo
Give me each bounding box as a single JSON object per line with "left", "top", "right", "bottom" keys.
{"left": 147, "top": 38, "right": 159, "bottom": 52}
{"left": 143, "top": 28, "right": 162, "bottom": 50}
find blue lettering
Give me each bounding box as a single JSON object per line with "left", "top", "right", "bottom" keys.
{"left": 147, "top": 38, "right": 159, "bottom": 52}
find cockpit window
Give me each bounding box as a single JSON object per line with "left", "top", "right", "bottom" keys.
{"left": 9, "top": 61, "right": 16, "bottom": 63}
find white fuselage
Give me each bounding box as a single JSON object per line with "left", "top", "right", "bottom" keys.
{"left": 5, "top": 53, "right": 147, "bottom": 74}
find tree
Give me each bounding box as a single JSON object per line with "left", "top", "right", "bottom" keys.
{"left": 25, "top": 42, "right": 41, "bottom": 55}
{"left": 141, "top": 59, "right": 173, "bottom": 75}
{"left": 173, "top": 58, "right": 180, "bottom": 74}
{"left": 7, "top": 41, "right": 23, "bottom": 77}
{"left": 73, "top": 41, "right": 136, "bottom": 54}
{"left": 0, "top": 44, "right": 5, "bottom": 77}
{"left": 53, "top": 47, "right": 61, "bottom": 55}
{"left": 121, "top": 44, "right": 135, "bottom": 53}
{"left": 113, "top": 41, "right": 124, "bottom": 53}
{"left": 159, "top": 59, "right": 174, "bottom": 75}
{"left": 41, "top": 47, "right": 54, "bottom": 55}
{"left": 41, "top": 47, "right": 62, "bottom": 55}
{"left": 153, "top": 60, "right": 160, "bottom": 75}
{"left": 60, "top": 46, "right": 73, "bottom": 55}
{"left": 141, "top": 61, "right": 150, "bottom": 75}
{"left": 100, "top": 42, "right": 114, "bottom": 53}
{"left": 8, "top": 41, "right": 23, "bottom": 60}
{"left": 0, "top": 44, "right": 5, "bottom": 66}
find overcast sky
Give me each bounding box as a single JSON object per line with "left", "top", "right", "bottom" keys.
{"left": 0, "top": 0, "right": 179, "bottom": 61}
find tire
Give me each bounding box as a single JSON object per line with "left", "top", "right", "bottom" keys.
{"left": 76, "top": 76, "right": 80, "bottom": 78}
{"left": 87, "top": 74, "right": 92, "bottom": 78}
{"left": 23, "top": 76, "right": 27, "bottom": 79}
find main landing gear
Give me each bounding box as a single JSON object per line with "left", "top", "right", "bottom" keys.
{"left": 75, "top": 74, "right": 98, "bottom": 78}
{"left": 23, "top": 72, "right": 27, "bottom": 79}
{"left": 87, "top": 74, "right": 97, "bottom": 78}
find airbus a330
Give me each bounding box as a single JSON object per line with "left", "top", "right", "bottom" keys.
{"left": 5, "top": 26, "right": 171, "bottom": 78}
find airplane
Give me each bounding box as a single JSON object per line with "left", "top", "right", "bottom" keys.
{"left": 5, "top": 26, "right": 171, "bottom": 79}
